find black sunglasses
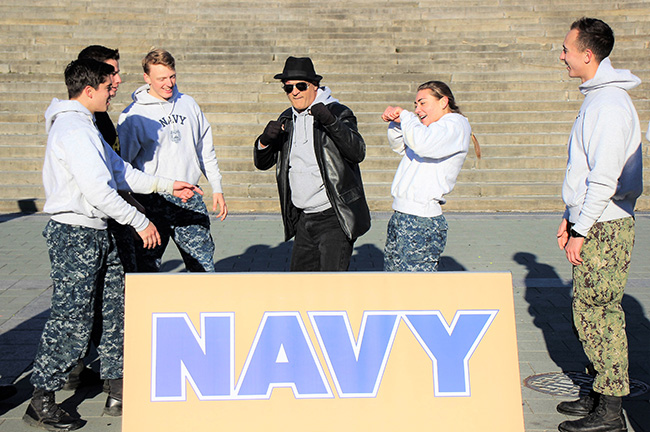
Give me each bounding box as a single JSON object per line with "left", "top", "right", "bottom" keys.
{"left": 282, "top": 82, "right": 310, "bottom": 93}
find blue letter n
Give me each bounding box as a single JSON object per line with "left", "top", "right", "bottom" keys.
{"left": 152, "top": 313, "right": 233, "bottom": 401}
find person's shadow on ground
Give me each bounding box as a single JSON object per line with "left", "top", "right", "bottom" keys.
{"left": 514, "top": 251, "right": 650, "bottom": 431}
{"left": 213, "top": 242, "right": 466, "bottom": 273}
{"left": 514, "top": 252, "right": 584, "bottom": 373}
{"left": 439, "top": 256, "right": 467, "bottom": 271}
{"left": 620, "top": 293, "right": 650, "bottom": 431}
{"left": 0, "top": 309, "right": 104, "bottom": 421}
{"left": 0, "top": 309, "right": 50, "bottom": 416}
{"left": 215, "top": 242, "right": 293, "bottom": 272}
{"left": 213, "top": 242, "right": 387, "bottom": 272}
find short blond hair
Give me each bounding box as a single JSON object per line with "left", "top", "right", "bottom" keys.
{"left": 142, "top": 49, "right": 175, "bottom": 74}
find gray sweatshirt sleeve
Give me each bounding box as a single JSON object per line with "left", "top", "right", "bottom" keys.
{"left": 61, "top": 129, "right": 152, "bottom": 231}
{"left": 572, "top": 105, "right": 631, "bottom": 235}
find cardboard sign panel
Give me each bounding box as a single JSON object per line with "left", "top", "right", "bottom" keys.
{"left": 123, "top": 272, "right": 524, "bottom": 431}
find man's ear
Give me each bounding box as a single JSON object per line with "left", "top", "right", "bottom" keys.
{"left": 143, "top": 72, "right": 152, "bottom": 85}
{"left": 584, "top": 48, "right": 595, "bottom": 64}
{"left": 83, "top": 85, "right": 95, "bottom": 99}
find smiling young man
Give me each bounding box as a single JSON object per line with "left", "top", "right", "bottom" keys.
{"left": 63, "top": 44, "right": 139, "bottom": 409}
{"left": 254, "top": 56, "right": 371, "bottom": 271}
{"left": 25, "top": 59, "right": 199, "bottom": 430}
{"left": 118, "top": 49, "right": 227, "bottom": 273}
{"left": 555, "top": 17, "right": 643, "bottom": 432}
{"left": 77, "top": 46, "right": 122, "bottom": 152}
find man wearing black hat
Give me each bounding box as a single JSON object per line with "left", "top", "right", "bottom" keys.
{"left": 254, "top": 56, "right": 371, "bottom": 271}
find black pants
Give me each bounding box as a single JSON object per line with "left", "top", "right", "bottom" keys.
{"left": 290, "top": 208, "right": 354, "bottom": 271}
{"left": 132, "top": 193, "right": 214, "bottom": 272}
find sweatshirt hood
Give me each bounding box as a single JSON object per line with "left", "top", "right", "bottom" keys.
{"left": 291, "top": 86, "right": 339, "bottom": 117}
{"left": 131, "top": 83, "right": 180, "bottom": 105}
{"left": 313, "top": 86, "right": 338, "bottom": 107}
{"left": 44, "top": 98, "right": 93, "bottom": 133}
{"left": 579, "top": 57, "right": 641, "bottom": 95}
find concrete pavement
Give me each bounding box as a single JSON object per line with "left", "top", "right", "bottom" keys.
{"left": 0, "top": 212, "right": 649, "bottom": 431}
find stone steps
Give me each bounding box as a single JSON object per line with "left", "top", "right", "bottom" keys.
{"left": 0, "top": 0, "right": 648, "bottom": 213}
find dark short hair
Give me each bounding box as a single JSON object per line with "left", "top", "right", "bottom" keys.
{"left": 64, "top": 58, "right": 114, "bottom": 99}
{"left": 77, "top": 45, "right": 120, "bottom": 63}
{"left": 570, "top": 17, "right": 614, "bottom": 62}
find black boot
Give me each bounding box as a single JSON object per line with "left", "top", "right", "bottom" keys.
{"left": 103, "top": 378, "right": 122, "bottom": 416}
{"left": 62, "top": 360, "right": 101, "bottom": 391}
{"left": 558, "top": 394, "right": 627, "bottom": 432}
{"left": 61, "top": 361, "right": 84, "bottom": 391}
{"left": 23, "top": 388, "right": 85, "bottom": 431}
{"left": 557, "top": 390, "right": 598, "bottom": 416}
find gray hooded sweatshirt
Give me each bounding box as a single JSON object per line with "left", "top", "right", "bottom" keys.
{"left": 43, "top": 98, "right": 174, "bottom": 231}
{"left": 289, "top": 86, "right": 339, "bottom": 213}
{"left": 562, "top": 57, "right": 643, "bottom": 235}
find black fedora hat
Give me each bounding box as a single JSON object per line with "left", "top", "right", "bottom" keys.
{"left": 274, "top": 56, "right": 323, "bottom": 82}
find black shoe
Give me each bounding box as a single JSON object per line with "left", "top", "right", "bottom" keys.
{"left": 62, "top": 360, "right": 101, "bottom": 391}
{"left": 557, "top": 391, "right": 598, "bottom": 416}
{"left": 103, "top": 378, "right": 122, "bottom": 416}
{"left": 0, "top": 385, "right": 17, "bottom": 401}
{"left": 22, "top": 388, "right": 85, "bottom": 431}
{"left": 558, "top": 394, "right": 627, "bottom": 432}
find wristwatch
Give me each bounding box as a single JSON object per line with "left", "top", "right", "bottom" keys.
{"left": 570, "top": 228, "right": 585, "bottom": 238}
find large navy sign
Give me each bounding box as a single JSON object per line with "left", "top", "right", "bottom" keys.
{"left": 152, "top": 310, "right": 497, "bottom": 400}
{"left": 124, "top": 273, "right": 524, "bottom": 431}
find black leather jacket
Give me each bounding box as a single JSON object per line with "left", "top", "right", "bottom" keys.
{"left": 254, "top": 102, "right": 371, "bottom": 241}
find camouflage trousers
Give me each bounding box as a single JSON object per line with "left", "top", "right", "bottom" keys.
{"left": 31, "top": 220, "right": 124, "bottom": 391}
{"left": 384, "top": 211, "right": 448, "bottom": 272}
{"left": 133, "top": 193, "right": 214, "bottom": 272}
{"left": 572, "top": 217, "right": 634, "bottom": 397}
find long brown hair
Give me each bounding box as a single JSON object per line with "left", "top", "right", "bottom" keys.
{"left": 417, "top": 81, "right": 481, "bottom": 159}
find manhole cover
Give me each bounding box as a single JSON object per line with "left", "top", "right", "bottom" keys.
{"left": 523, "top": 372, "right": 650, "bottom": 398}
